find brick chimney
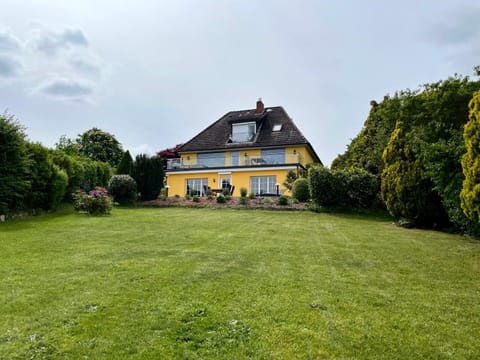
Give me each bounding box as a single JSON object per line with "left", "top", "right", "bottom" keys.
{"left": 256, "top": 98, "right": 264, "bottom": 114}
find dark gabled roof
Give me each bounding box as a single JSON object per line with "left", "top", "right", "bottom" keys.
{"left": 178, "top": 106, "right": 320, "bottom": 162}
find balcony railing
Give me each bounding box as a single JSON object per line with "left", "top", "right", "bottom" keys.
{"left": 167, "top": 153, "right": 303, "bottom": 170}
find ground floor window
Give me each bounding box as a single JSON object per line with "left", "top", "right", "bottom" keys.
{"left": 186, "top": 178, "right": 208, "bottom": 196}
{"left": 250, "top": 175, "right": 276, "bottom": 195}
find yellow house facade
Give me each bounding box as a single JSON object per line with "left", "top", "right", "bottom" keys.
{"left": 165, "top": 100, "right": 322, "bottom": 197}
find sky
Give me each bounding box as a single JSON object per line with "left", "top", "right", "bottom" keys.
{"left": 1, "top": 1, "right": 479, "bottom": 166}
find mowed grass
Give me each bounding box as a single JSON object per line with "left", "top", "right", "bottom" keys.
{"left": 0, "top": 208, "right": 479, "bottom": 359}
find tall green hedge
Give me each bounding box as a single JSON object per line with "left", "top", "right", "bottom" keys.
{"left": 26, "top": 143, "right": 68, "bottom": 211}
{"left": 0, "top": 115, "right": 30, "bottom": 215}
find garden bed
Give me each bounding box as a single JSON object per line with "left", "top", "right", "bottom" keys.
{"left": 137, "top": 196, "right": 311, "bottom": 210}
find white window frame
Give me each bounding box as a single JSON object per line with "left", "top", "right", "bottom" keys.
{"left": 250, "top": 175, "right": 276, "bottom": 195}
{"left": 186, "top": 178, "right": 208, "bottom": 196}
{"left": 232, "top": 122, "right": 256, "bottom": 142}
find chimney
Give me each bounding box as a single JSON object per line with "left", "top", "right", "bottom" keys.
{"left": 256, "top": 98, "right": 264, "bottom": 114}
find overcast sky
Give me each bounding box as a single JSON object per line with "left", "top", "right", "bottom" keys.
{"left": 1, "top": 1, "right": 479, "bottom": 165}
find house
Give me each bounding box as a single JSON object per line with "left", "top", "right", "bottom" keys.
{"left": 165, "top": 99, "right": 322, "bottom": 197}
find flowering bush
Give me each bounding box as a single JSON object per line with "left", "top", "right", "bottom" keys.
{"left": 108, "top": 174, "right": 137, "bottom": 205}
{"left": 73, "top": 187, "right": 113, "bottom": 215}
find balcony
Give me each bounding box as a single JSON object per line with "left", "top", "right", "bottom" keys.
{"left": 166, "top": 152, "right": 303, "bottom": 170}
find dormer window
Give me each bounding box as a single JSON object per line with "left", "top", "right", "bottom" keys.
{"left": 232, "top": 122, "right": 256, "bottom": 142}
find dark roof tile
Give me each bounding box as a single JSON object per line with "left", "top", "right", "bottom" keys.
{"left": 179, "top": 106, "right": 314, "bottom": 154}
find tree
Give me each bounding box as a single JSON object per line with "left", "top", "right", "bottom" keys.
{"left": 334, "top": 73, "right": 480, "bottom": 231}
{"left": 55, "top": 135, "right": 80, "bottom": 156}
{"left": 331, "top": 96, "right": 403, "bottom": 175}
{"left": 461, "top": 91, "right": 480, "bottom": 223}
{"left": 117, "top": 150, "right": 134, "bottom": 175}
{"left": 381, "top": 122, "right": 446, "bottom": 226}
{"left": 77, "top": 128, "right": 123, "bottom": 167}
{"left": 283, "top": 170, "right": 298, "bottom": 191}
{"left": 133, "top": 154, "right": 164, "bottom": 201}
{"left": 0, "top": 114, "right": 31, "bottom": 215}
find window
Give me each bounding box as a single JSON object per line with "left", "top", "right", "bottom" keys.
{"left": 261, "top": 148, "right": 285, "bottom": 164}
{"left": 197, "top": 152, "right": 225, "bottom": 167}
{"left": 231, "top": 151, "right": 240, "bottom": 166}
{"left": 186, "top": 178, "right": 208, "bottom": 196}
{"left": 250, "top": 176, "right": 276, "bottom": 195}
{"left": 272, "top": 124, "right": 282, "bottom": 131}
{"left": 232, "top": 122, "right": 256, "bottom": 142}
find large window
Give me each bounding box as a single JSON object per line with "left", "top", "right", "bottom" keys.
{"left": 232, "top": 122, "right": 256, "bottom": 142}
{"left": 186, "top": 178, "right": 208, "bottom": 196}
{"left": 250, "top": 176, "right": 276, "bottom": 195}
{"left": 261, "top": 148, "right": 285, "bottom": 164}
{"left": 197, "top": 152, "right": 225, "bottom": 167}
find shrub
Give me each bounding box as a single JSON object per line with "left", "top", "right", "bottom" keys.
{"left": 264, "top": 198, "right": 272, "bottom": 204}
{"left": 222, "top": 188, "right": 230, "bottom": 196}
{"left": 292, "top": 178, "right": 310, "bottom": 202}
{"left": 240, "top": 187, "right": 248, "bottom": 197}
{"left": 240, "top": 197, "right": 248, "bottom": 205}
{"left": 277, "top": 195, "right": 289, "bottom": 206}
{"left": 309, "top": 165, "right": 379, "bottom": 209}
{"left": 339, "top": 168, "right": 378, "bottom": 208}
{"left": 192, "top": 195, "right": 200, "bottom": 202}
{"left": 108, "top": 175, "right": 137, "bottom": 205}
{"left": 224, "top": 194, "right": 231, "bottom": 201}
{"left": 308, "top": 165, "right": 337, "bottom": 207}
{"left": 248, "top": 192, "right": 256, "bottom": 199}
{"left": 216, "top": 195, "right": 226, "bottom": 203}
{"left": 73, "top": 187, "right": 113, "bottom": 215}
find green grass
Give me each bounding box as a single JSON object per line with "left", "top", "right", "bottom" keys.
{"left": 1, "top": 208, "right": 479, "bottom": 359}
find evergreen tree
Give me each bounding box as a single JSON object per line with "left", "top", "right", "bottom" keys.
{"left": 133, "top": 154, "right": 164, "bottom": 201}
{"left": 117, "top": 150, "right": 133, "bottom": 175}
{"left": 461, "top": 91, "right": 480, "bottom": 223}
{"left": 381, "top": 122, "right": 446, "bottom": 226}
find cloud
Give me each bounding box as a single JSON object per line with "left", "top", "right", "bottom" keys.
{"left": 0, "top": 24, "right": 107, "bottom": 101}
{"left": 37, "top": 78, "right": 94, "bottom": 99}
{"left": 69, "top": 56, "right": 101, "bottom": 77}
{"left": 31, "top": 26, "right": 88, "bottom": 56}
{"left": 0, "top": 31, "right": 22, "bottom": 52}
{"left": 0, "top": 55, "right": 22, "bottom": 77}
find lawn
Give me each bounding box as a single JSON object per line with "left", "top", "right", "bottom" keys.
{"left": 0, "top": 208, "right": 479, "bottom": 359}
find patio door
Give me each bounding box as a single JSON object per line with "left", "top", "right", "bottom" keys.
{"left": 219, "top": 175, "right": 231, "bottom": 189}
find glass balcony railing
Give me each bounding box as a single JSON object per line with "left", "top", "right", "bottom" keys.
{"left": 166, "top": 153, "right": 303, "bottom": 170}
